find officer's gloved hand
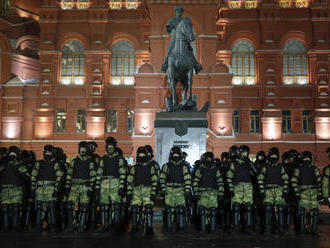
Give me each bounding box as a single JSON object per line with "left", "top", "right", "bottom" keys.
{"left": 118, "top": 188, "right": 125, "bottom": 197}
{"left": 52, "top": 191, "right": 59, "bottom": 199}
{"left": 65, "top": 188, "right": 71, "bottom": 197}
{"left": 87, "top": 190, "right": 93, "bottom": 198}
{"left": 95, "top": 189, "right": 100, "bottom": 203}
{"left": 150, "top": 194, "right": 156, "bottom": 202}
{"left": 31, "top": 189, "right": 36, "bottom": 198}
{"left": 281, "top": 192, "right": 287, "bottom": 200}
{"left": 317, "top": 195, "right": 323, "bottom": 202}
{"left": 184, "top": 191, "right": 193, "bottom": 202}
{"left": 217, "top": 195, "right": 223, "bottom": 203}
{"left": 194, "top": 195, "right": 201, "bottom": 201}
{"left": 295, "top": 194, "right": 301, "bottom": 201}
{"left": 259, "top": 192, "right": 265, "bottom": 199}
{"left": 229, "top": 191, "right": 235, "bottom": 198}
{"left": 126, "top": 194, "right": 132, "bottom": 204}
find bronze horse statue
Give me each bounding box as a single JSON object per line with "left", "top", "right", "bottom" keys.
{"left": 166, "top": 17, "right": 197, "bottom": 112}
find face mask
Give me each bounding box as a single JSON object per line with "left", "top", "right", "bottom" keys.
{"left": 171, "top": 155, "right": 181, "bottom": 162}
{"left": 44, "top": 154, "right": 53, "bottom": 161}
{"left": 8, "top": 155, "right": 16, "bottom": 161}
{"left": 137, "top": 155, "right": 148, "bottom": 163}
{"left": 269, "top": 157, "right": 278, "bottom": 164}
{"left": 107, "top": 145, "right": 115, "bottom": 154}
{"left": 205, "top": 160, "right": 213, "bottom": 166}
{"left": 303, "top": 160, "right": 311, "bottom": 166}
{"left": 80, "top": 149, "right": 87, "bottom": 156}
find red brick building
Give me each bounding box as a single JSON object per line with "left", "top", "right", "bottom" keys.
{"left": 0, "top": 0, "right": 329, "bottom": 166}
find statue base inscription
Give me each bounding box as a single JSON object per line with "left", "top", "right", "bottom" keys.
{"left": 154, "top": 111, "right": 208, "bottom": 167}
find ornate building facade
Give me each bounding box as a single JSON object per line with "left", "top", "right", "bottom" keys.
{"left": 0, "top": 0, "right": 329, "bottom": 166}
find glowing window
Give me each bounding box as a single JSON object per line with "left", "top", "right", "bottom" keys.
{"left": 302, "top": 110, "right": 313, "bottom": 134}
{"left": 106, "top": 110, "right": 118, "bottom": 133}
{"left": 110, "top": 0, "right": 122, "bottom": 9}
{"left": 111, "top": 40, "right": 135, "bottom": 85}
{"left": 61, "top": 0, "right": 74, "bottom": 9}
{"left": 250, "top": 110, "right": 260, "bottom": 133}
{"left": 55, "top": 110, "right": 66, "bottom": 133}
{"left": 231, "top": 40, "right": 256, "bottom": 85}
{"left": 1, "top": 0, "right": 10, "bottom": 14}
{"left": 77, "top": 0, "right": 89, "bottom": 9}
{"left": 126, "top": 0, "right": 138, "bottom": 9}
{"left": 278, "top": 0, "right": 292, "bottom": 7}
{"left": 283, "top": 40, "right": 308, "bottom": 85}
{"left": 282, "top": 110, "right": 291, "bottom": 133}
{"left": 233, "top": 110, "right": 240, "bottom": 134}
{"left": 61, "top": 40, "right": 85, "bottom": 85}
{"left": 76, "top": 110, "right": 86, "bottom": 133}
{"left": 127, "top": 109, "right": 134, "bottom": 133}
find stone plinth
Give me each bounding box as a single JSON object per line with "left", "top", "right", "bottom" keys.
{"left": 154, "top": 111, "right": 208, "bottom": 167}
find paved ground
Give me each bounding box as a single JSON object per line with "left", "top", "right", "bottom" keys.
{"left": 1, "top": 224, "right": 330, "bottom": 248}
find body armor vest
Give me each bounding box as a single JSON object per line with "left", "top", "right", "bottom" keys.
{"left": 298, "top": 166, "right": 317, "bottom": 186}
{"left": 232, "top": 161, "right": 251, "bottom": 184}
{"left": 166, "top": 163, "right": 184, "bottom": 184}
{"left": 264, "top": 164, "right": 283, "bottom": 186}
{"left": 134, "top": 163, "right": 152, "bottom": 186}
{"left": 0, "top": 162, "right": 21, "bottom": 185}
{"left": 102, "top": 155, "right": 120, "bottom": 178}
{"left": 72, "top": 158, "right": 90, "bottom": 179}
{"left": 199, "top": 166, "right": 218, "bottom": 189}
{"left": 37, "top": 160, "right": 56, "bottom": 181}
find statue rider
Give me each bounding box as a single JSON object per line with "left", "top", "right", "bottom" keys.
{"left": 161, "top": 5, "right": 203, "bottom": 74}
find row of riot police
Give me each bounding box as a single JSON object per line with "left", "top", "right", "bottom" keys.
{"left": 0, "top": 140, "right": 329, "bottom": 236}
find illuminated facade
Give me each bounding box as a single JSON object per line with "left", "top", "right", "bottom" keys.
{"left": 0, "top": 0, "right": 329, "bottom": 166}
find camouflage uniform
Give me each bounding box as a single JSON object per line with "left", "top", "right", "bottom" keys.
{"left": 193, "top": 158, "right": 224, "bottom": 232}
{"left": 95, "top": 151, "right": 126, "bottom": 229}
{"left": 65, "top": 153, "right": 96, "bottom": 232}
{"left": 226, "top": 157, "right": 255, "bottom": 233}
{"left": 257, "top": 160, "right": 289, "bottom": 233}
{"left": 0, "top": 153, "right": 29, "bottom": 231}
{"left": 291, "top": 153, "right": 322, "bottom": 235}
{"left": 126, "top": 147, "right": 158, "bottom": 233}
{"left": 322, "top": 165, "right": 330, "bottom": 206}
{"left": 160, "top": 159, "right": 191, "bottom": 231}
{"left": 31, "top": 157, "right": 63, "bottom": 231}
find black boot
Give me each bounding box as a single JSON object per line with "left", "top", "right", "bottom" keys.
{"left": 178, "top": 206, "right": 186, "bottom": 231}
{"left": 145, "top": 205, "right": 153, "bottom": 235}
{"left": 264, "top": 203, "right": 272, "bottom": 235}
{"left": 48, "top": 201, "right": 57, "bottom": 232}
{"left": 245, "top": 204, "right": 253, "bottom": 235}
{"left": 198, "top": 207, "right": 206, "bottom": 232}
{"left": 78, "top": 204, "right": 89, "bottom": 233}
{"left": 210, "top": 208, "right": 217, "bottom": 233}
{"left": 165, "top": 206, "right": 173, "bottom": 232}
{"left": 35, "top": 201, "right": 43, "bottom": 232}
{"left": 278, "top": 205, "right": 285, "bottom": 234}
{"left": 298, "top": 207, "right": 306, "bottom": 235}
{"left": 131, "top": 205, "right": 139, "bottom": 233}
{"left": 98, "top": 204, "right": 107, "bottom": 232}
{"left": 12, "top": 204, "right": 21, "bottom": 232}
{"left": 232, "top": 203, "right": 240, "bottom": 235}
{"left": 310, "top": 208, "right": 319, "bottom": 236}
{"left": 65, "top": 202, "right": 74, "bottom": 232}
{"left": 59, "top": 202, "right": 66, "bottom": 231}
{"left": 113, "top": 203, "right": 121, "bottom": 228}
{"left": 89, "top": 203, "right": 97, "bottom": 231}
{"left": 2, "top": 205, "right": 10, "bottom": 232}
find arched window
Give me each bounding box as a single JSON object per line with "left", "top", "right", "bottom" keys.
{"left": 111, "top": 40, "right": 135, "bottom": 85}
{"left": 126, "top": 0, "right": 138, "bottom": 9}
{"left": 1, "top": 0, "right": 10, "bottom": 14}
{"left": 61, "top": 40, "right": 85, "bottom": 85}
{"left": 283, "top": 40, "right": 308, "bottom": 85}
{"left": 61, "top": 0, "right": 73, "bottom": 9}
{"left": 231, "top": 40, "right": 256, "bottom": 85}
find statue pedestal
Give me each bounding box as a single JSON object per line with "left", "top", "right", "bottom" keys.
{"left": 154, "top": 111, "right": 208, "bottom": 167}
